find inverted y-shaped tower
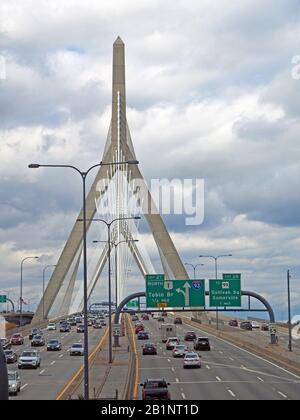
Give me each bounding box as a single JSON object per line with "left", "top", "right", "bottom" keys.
{"left": 32, "top": 37, "right": 189, "bottom": 324}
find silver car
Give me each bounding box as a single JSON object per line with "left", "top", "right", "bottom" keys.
{"left": 172, "top": 344, "right": 188, "bottom": 358}
{"left": 183, "top": 352, "right": 201, "bottom": 369}
{"left": 8, "top": 371, "right": 21, "bottom": 396}
{"left": 70, "top": 343, "right": 84, "bottom": 356}
{"left": 18, "top": 350, "right": 41, "bottom": 369}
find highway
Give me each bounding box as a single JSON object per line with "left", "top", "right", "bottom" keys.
{"left": 136, "top": 316, "right": 300, "bottom": 400}
{"left": 7, "top": 323, "right": 106, "bottom": 400}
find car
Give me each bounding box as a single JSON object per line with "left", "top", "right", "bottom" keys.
{"left": 10, "top": 334, "right": 24, "bottom": 346}
{"left": 137, "top": 331, "right": 149, "bottom": 340}
{"left": 75, "top": 317, "right": 82, "bottom": 324}
{"left": 261, "top": 324, "right": 269, "bottom": 331}
{"left": 229, "top": 320, "right": 239, "bottom": 327}
{"left": 240, "top": 321, "right": 253, "bottom": 331}
{"left": 29, "top": 328, "right": 41, "bottom": 340}
{"left": 184, "top": 331, "right": 197, "bottom": 341}
{"left": 166, "top": 337, "right": 180, "bottom": 350}
{"left": 135, "top": 325, "right": 144, "bottom": 334}
{"left": 172, "top": 344, "right": 188, "bottom": 358}
{"left": 251, "top": 321, "right": 260, "bottom": 329}
{"left": 47, "top": 339, "right": 62, "bottom": 351}
{"left": 132, "top": 315, "right": 139, "bottom": 322}
{"left": 157, "top": 316, "right": 165, "bottom": 322}
{"left": 142, "top": 343, "right": 157, "bottom": 355}
{"left": 77, "top": 324, "right": 85, "bottom": 333}
{"left": 0, "top": 337, "right": 11, "bottom": 350}
{"left": 174, "top": 317, "right": 182, "bottom": 325}
{"left": 88, "top": 320, "right": 93, "bottom": 327}
{"left": 194, "top": 337, "right": 211, "bottom": 351}
{"left": 4, "top": 350, "right": 18, "bottom": 364}
{"left": 141, "top": 378, "right": 171, "bottom": 400}
{"left": 69, "top": 318, "right": 77, "bottom": 326}
{"left": 31, "top": 335, "right": 45, "bottom": 347}
{"left": 100, "top": 321, "right": 107, "bottom": 327}
{"left": 8, "top": 371, "right": 21, "bottom": 396}
{"left": 183, "top": 352, "right": 201, "bottom": 369}
{"left": 70, "top": 343, "right": 84, "bottom": 356}
{"left": 141, "top": 314, "right": 149, "bottom": 321}
{"left": 60, "top": 323, "right": 70, "bottom": 333}
{"left": 18, "top": 350, "right": 41, "bottom": 369}
{"left": 93, "top": 323, "right": 102, "bottom": 329}
{"left": 47, "top": 323, "right": 56, "bottom": 331}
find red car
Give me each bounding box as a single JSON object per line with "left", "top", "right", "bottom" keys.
{"left": 10, "top": 334, "right": 24, "bottom": 346}
{"left": 135, "top": 324, "right": 144, "bottom": 334}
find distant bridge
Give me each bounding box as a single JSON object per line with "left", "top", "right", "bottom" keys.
{"left": 3, "top": 312, "right": 34, "bottom": 326}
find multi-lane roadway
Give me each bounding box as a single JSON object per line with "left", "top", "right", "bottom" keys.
{"left": 7, "top": 323, "right": 105, "bottom": 400}
{"left": 136, "top": 316, "right": 300, "bottom": 400}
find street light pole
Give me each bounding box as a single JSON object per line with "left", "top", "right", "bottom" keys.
{"left": 287, "top": 269, "right": 292, "bottom": 352}
{"left": 199, "top": 254, "right": 232, "bottom": 330}
{"left": 184, "top": 263, "right": 204, "bottom": 280}
{"left": 29, "top": 159, "right": 138, "bottom": 400}
{"left": 42, "top": 265, "right": 56, "bottom": 321}
{"left": 20, "top": 256, "right": 39, "bottom": 327}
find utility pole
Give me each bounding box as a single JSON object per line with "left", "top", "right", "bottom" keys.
{"left": 287, "top": 270, "right": 292, "bottom": 352}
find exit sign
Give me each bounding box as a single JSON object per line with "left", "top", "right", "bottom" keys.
{"left": 0, "top": 295, "right": 7, "bottom": 303}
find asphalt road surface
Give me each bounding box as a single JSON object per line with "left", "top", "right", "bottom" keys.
{"left": 136, "top": 316, "right": 300, "bottom": 400}
{"left": 7, "top": 324, "right": 105, "bottom": 400}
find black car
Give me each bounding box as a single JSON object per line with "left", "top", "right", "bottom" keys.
{"left": 141, "top": 379, "right": 171, "bottom": 400}
{"left": 157, "top": 317, "right": 165, "bottom": 322}
{"left": 0, "top": 338, "right": 11, "bottom": 350}
{"left": 261, "top": 324, "right": 269, "bottom": 331}
{"left": 174, "top": 317, "right": 182, "bottom": 325}
{"left": 141, "top": 314, "right": 149, "bottom": 321}
{"left": 142, "top": 343, "right": 157, "bottom": 355}
{"left": 4, "top": 350, "right": 17, "bottom": 364}
{"left": 229, "top": 320, "right": 239, "bottom": 327}
{"left": 31, "top": 335, "right": 45, "bottom": 347}
{"left": 184, "top": 331, "right": 197, "bottom": 341}
{"left": 29, "top": 328, "right": 41, "bottom": 340}
{"left": 93, "top": 323, "right": 102, "bottom": 329}
{"left": 77, "top": 324, "right": 85, "bottom": 333}
{"left": 47, "top": 339, "right": 62, "bottom": 351}
{"left": 194, "top": 337, "right": 211, "bottom": 351}
{"left": 240, "top": 321, "right": 253, "bottom": 331}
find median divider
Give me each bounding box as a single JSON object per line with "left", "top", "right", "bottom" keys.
{"left": 123, "top": 314, "right": 139, "bottom": 400}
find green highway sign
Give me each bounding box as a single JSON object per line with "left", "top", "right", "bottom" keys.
{"left": 0, "top": 295, "right": 7, "bottom": 303}
{"left": 127, "top": 299, "right": 139, "bottom": 308}
{"left": 209, "top": 274, "right": 241, "bottom": 307}
{"left": 145, "top": 275, "right": 205, "bottom": 309}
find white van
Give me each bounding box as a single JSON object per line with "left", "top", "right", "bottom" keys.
{"left": 160, "top": 323, "right": 176, "bottom": 343}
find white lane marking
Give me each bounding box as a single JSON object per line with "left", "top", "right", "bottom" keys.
{"left": 59, "top": 354, "right": 63, "bottom": 358}
{"left": 20, "top": 384, "right": 28, "bottom": 390}
{"left": 181, "top": 393, "right": 186, "bottom": 400}
{"left": 206, "top": 365, "right": 211, "bottom": 370}
{"left": 186, "top": 323, "right": 300, "bottom": 381}
{"left": 171, "top": 367, "right": 175, "bottom": 372}
{"left": 257, "top": 377, "right": 264, "bottom": 382}
{"left": 50, "top": 361, "right": 56, "bottom": 366}
{"left": 167, "top": 359, "right": 171, "bottom": 363}
{"left": 229, "top": 357, "right": 234, "bottom": 361}
{"left": 228, "top": 389, "right": 236, "bottom": 398}
{"left": 39, "top": 369, "right": 45, "bottom": 375}
{"left": 219, "top": 351, "right": 223, "bottom": 355}
{"left": 216, "top": 376, "right": 222, "bottom": 382}
{"left": 176, "top": 378, "right": 179, "bottom": 382}
{"left": 278, "top": 391, "right": 288, "bottom": 399}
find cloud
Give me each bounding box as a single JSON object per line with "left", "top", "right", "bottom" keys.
{"left": 0, "top": 0, "right": 300, "bottom": 319}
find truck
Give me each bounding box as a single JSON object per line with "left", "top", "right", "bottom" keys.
{"left": 160, "top": 323, "right": 176, "bottom": 343}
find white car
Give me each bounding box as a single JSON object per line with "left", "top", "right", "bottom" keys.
{"left": 172, "top": 344, "right": 188, "bottom": 358}
{"left": 8, "top": 371, "right": 21, "bottom": 396}
{"left": 47, "top": 323, "right": 56, "bottom": 331}
{"left": 251, "top": 321, "right": 260, "bottom": 329}
{"left": 18, "top": 350, "right": 41, "bottom": 369}
{"left": 70, "top": 343, "right": 84, "bottom": 356}
{"left": 183, "top": 352, "right": 201, "bottom": 369}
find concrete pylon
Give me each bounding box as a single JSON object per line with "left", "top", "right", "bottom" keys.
{"left": 32, "top": 37, "right": 202, "bottom": 325}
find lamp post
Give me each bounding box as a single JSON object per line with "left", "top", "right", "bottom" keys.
{"left": 199, "top": 254, "right": 232, "bottom": 330}
{"left": 184, "top": 263, "right": 204, "bottom": 280}
{"left": 29, "top": 159, "right": 139, "bottom": 400}
{"left": 85, "top": 216, "right": 140, "bottom": 364}
{"left": 20, "top": 257, "right": 39, "bottom": 327}
{"left": 287, "top": 270, "right": 292, "bottom": 352}
{"left": 93, "top": 239, "right": 139, "bottom": 309}
{"left": 42, "top": 265, "right": 56, "bottom": 321}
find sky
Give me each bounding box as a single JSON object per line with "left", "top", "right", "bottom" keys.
{"left": 0, "top": 0, "right": 300, "bottom": 321}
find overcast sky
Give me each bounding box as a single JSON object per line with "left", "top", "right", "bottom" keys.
{"left": 0, "top": 0, "right": 300, "bottom": 320}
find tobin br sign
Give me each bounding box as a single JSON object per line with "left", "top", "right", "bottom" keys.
{"left": 146, "top": 274, "right": 205, "bottom": 309}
